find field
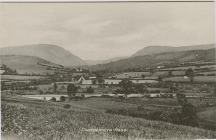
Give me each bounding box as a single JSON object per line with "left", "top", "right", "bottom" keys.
{"left": 162, "top": 65, "right": 216, "bottom": 71}
{"left": 2, "top": 95, "right": 216, "bottom": 140}
{"left": 198, "top": 106, "right": 216, "bottom": 122}
{"left": 68, "top": 98, "right": 138, "bottom": 112}
{"left": 1, "top": 75, "right": 46, "bottom": 80}
{"left": 163, "top": 76, "right": 216, "bottom": 83}
{"left": 197, "top": 71, "right": 216, "bottom": 75}
{"left": 70, "top": 97, "right": 179, "bottom": 110}
{"left": 197, "top": 106, "right": 216, "bottom": 130}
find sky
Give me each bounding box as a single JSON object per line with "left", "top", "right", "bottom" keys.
{"left": 0, "top": 2, "right": 215, "bottom": 60}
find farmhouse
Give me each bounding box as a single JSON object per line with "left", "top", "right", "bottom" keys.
{"left": 72, "top": 72, "right": 89, "bottom": 77}
{"left": 149, "top": 93, "right": 161, "bottom": 98}
{"left": 0, "top": 69, "right": 5, "bottom": 74}
{"left": 0, "top": 66, "right": 6, "bottom": 74}
{"left": 111, "top": 72, "right": 150, "bottom": 79}
{"left": 82, "top": 79, "right": 94, "bottom": 85}
{"left": 77, "top": 76, "right": 97, "bottom": 85}
{"left": 104, "top": 79, "right": 122, "bottom": 85}
{"left": 131, "top": 79, "right": 158, "bottom": 84}
{"left": 104, "top": 78, "right": 158, "bottom": 85}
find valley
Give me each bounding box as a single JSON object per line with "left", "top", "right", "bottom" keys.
{"left": 1, "top": 43, "right": 216, "bottom": 139}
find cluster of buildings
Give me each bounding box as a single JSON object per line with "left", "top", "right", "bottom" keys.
{"left": 67, "top": 72, "right": 159, "bottom": 86}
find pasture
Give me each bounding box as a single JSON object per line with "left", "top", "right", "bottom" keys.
{"left": 197, "top": 106, "right": 216, "bottom": 130}
{"left": 1, "top": 75, "right": 46, "bottom": 80}
{"left": 163, "top": 76, "right": 216, "bottom": 83}
{"left": 2, "top": 95, "right": 216, "bottom": 140}
{"left": 198, "top": 106, "right": 216, "bottom": 123}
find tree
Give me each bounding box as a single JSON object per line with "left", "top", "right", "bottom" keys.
{"left": 92, "top": 79, "right": 96, "bottom": 85}
{"left": 185, "top": 68, "right": 194, "bottom": 83}
{"left": 214, "top": 83, "right": 216, "bottom": 96}
{"left": 176, "top": 93, "right": 187, "bottom": 104}
{"left": 119, "top": 79, "right": 133, "bottom": 98}
{"left": 2, "top": 64, "right": 17, "bottom": 75}
{"left": 169, "top": 83, "right": 178, "bottom": 93}
{"left": 50, "top": 97, "right": 56, "bottom": 102}
{"left": 67, "top": 84, "right": 78, "bottom": 99}
{"left": 134, "top": 84, "right": 148, "bottom": 93}
{"left": 53, "top": 82, "right": 57, "bottom": 94}
{"left": 149, "top": 68, "right": 155, "bottom": 76}
{"left": 180, "top": 102, "right": 198, "bottom": 127}
{"left": 158, "top": 75, "right": 163, "bottom": 83}
{"left": 60, "top": 85, "right": 65, "bottom": 90}
{"left": 168, "top": 71, "right": 172, "bottom": 77}
{"left": 97, "top": 77, "right": 105, "bottom": 85}
{"left": 60, "top": 96, "right": 66, "bottom": 102}
{"left": 95, "top": 72, "right": 105, "bottom": 85}
{"left": 87, "top": 86, "right": 94, "bottom": 93}
{"left": 141, "top": 74, "right": 145, "bottom": 79}
{"left": 176, "top": 93, "right": 198, "bottom": 127}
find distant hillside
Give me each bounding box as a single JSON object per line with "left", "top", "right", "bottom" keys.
{"left": 0, "top": 44, "right": 86, "bottom": 66}
{"left": 0, "top": 55, "right": 61, "bottom": 75}
{"left": 85, "top": 56, "right": 128, "bottom": 65}
{"left": 2, "top": 95, "right": 216, "bottom": 139}
{"left": 132, "top": 44, "right": 215, "bottom": 57}
{"left": 90, "top": 48, "right": 216, "bottom": 72}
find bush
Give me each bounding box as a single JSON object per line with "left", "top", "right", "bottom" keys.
{"left": 39, "top": 90, "right": 43, "bottom": 94}
{"left": 101, "top": 95, "right": 112, "bottom": 98}
{"left": 63, "top": 104, "right": 71, "bottom": 109}
{"left": 50, "top": 97, "right": 56, "bottom": 102}
{"left": 86, "top": 87, "right": 94, "bottom": 93}
{"left": 180, "top": 102, "right": 198, "bottom": 127}
{"left": 60, "top": 96, "right": 66, "bottom": 102}
{"left": 207, "top": 73, "right": 216, "bottom": 76}
{"left": 70, "top": 96, "right": 84, "bottom": 101}
{"left": 106, "top": 106, "right": 198, "bottom": 127}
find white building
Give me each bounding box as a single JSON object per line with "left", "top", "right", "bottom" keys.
{"left": 104, "top": 79, "right": 122, "bottom": 85}
{"left": 104, "top": 78, "right": 158, "bottom": 85}
{"left": 131, "top": 79, "right": 158, "bottom": 84}
{"left": 77, "top": 76, "right": 96, "bottom": 85}
{"left": 111, "top": 72, "right": 150, "bottom": 79}
{"left": 82, "top": 79, "right": 94, "bottom": 85}
{"left": 0, "top": 69, "right": 5, "bottom": 74}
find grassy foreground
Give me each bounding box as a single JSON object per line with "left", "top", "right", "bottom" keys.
{"left": 1, "top": 96, "right": 216, "bottom": 140}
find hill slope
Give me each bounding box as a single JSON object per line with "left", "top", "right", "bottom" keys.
{"left": 2, "top": 95, "right": 216, "bottom": 139}
{"left": 132, "top": 44, "right": 215, "bottom": 57}
{"left": 90, "top": 48, "right": 216, "bottom": 72}
{"left": 85, "top": 56, "right": 128, "bottom": 65}
{"left": 0, "top": 55, "right": 61, "bottom": 75}
{"left": 0, "top": 44, "right": 86, "bottom": 66}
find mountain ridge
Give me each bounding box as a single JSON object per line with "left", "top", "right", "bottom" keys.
{"left": 0, "top": 44, "right": 86, "bottom": 66}
{"left": 85, "top": 56, "right": 128, "bottom": 65}
{"left": 89, "top": 48, "right": 216, "bottom": 72}
{"left": 132, "top": 44, "right": 215, "bottom": 57}
{"left": 0, "top": 55, "right": 62, "bottom": 75}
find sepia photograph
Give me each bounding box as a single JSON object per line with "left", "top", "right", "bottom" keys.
{"left": 0, "top": 1, "right": 216, "bottom": 139}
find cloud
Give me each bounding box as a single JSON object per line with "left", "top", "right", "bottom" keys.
{"left": 0, "top": 3, "right": 214, "bottom": 60}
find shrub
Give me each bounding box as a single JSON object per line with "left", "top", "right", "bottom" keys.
{"left": 63, "top": 104, "right": 71, "bottom": 109}
{"left": 50, "top": 97, "right": 56, "bottom": 102}
{"left": 180, "top": 102, "right": 198, "bottom": 127}
{"left": 86, "top": 87, "right": 94, "bottom": 93}
{"left": 39, "top": 90, "right": 43, "bottom": 94}
{"left": 60, "top": 96, "right": 66, "bottom": 102}
{"left": 101, "top": 95, "right": 112, "bottom": 98}
{"left": 70, "top": 96, "right": 84, "bottom": 101}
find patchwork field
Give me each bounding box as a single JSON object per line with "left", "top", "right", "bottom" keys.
{"left": 197, "top": 106, "right": 216, "bottom": 130}
{"left": 198, "top": 106, "right": 216, "bottom": 122}
{"left": 163, "top": 76, "right": 216, "bottom": 83}
{"left": 1, "top": 75, "right": 46, "bottom": 80}
{"left": 2, "top": 95, "right": 216, "bottom": 140}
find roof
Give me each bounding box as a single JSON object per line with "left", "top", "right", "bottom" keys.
{"left": 104, "top": 78, "right": 158, "bottom": 80}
